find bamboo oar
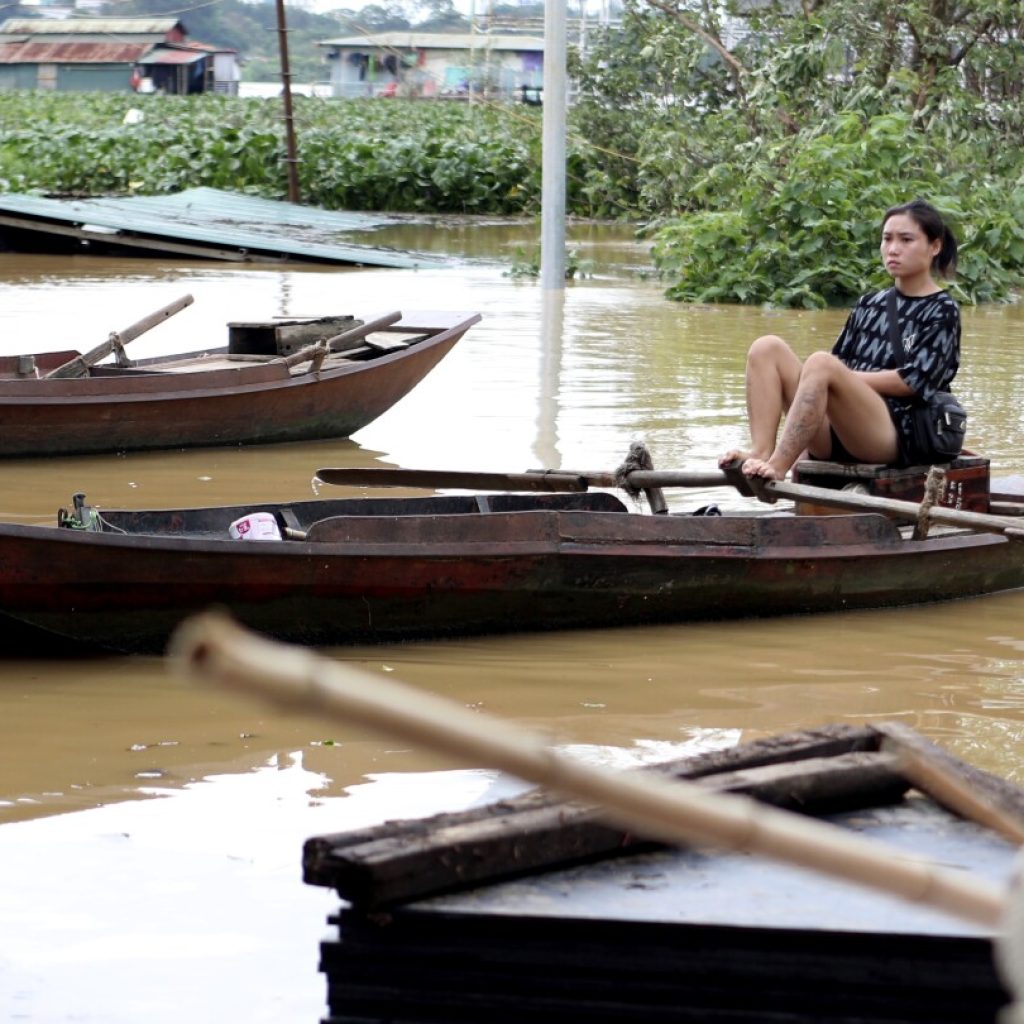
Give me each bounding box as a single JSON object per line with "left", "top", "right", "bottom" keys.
{"left": 314, "top": 464, "right": 1024, "bottom": 541}
{"left": 169, "top": 610, "right": 1007, "bottom": 930}
{"left": 45, "top": 294, "right": 195, "bottom": 379}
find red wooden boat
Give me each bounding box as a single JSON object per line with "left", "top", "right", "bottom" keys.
{"left": 0, "top": 460, "right": 1023, "bottom": 655}
{"left": 0, "top": 307, "right": 478, "bottom": 457}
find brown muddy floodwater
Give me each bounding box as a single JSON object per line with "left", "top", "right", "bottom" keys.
{"left": 2, "top": 226, "right": 1024, "bottom": 1023}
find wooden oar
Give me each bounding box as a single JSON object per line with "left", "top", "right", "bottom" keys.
{"left": 169, "top": 610, "right": 1007, "bottom": 930}
{"left": 314, "top": 463, "right": 1024, "bottom": 541}
{"left": 314, "top": 466, "right": 731, "bottom": 491}
{"left": 315, "top": 468, "right": 594, "bottom": 492}
{"left": 276, "top": 341, "right": 329, "bottom": 372}
{"left": 765, "top": 478, "right": 1024, "bottom": 541}
{"left": 45, "top": 294, "right": 194, "bottom": 379}
{"left": 324, "top": 311, "right": 402, "bottom": 352}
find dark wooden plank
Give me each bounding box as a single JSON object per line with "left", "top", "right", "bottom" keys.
{"left": 306, "top": 724, "right": 879, "bottom": 863}
{"left": 303, "top": 725, "right": 892, "bottom": 907}
{"left": 876, "top": 721, "right": 1024, "bottom": 838}
{"left": 321, "top": 911, "right": 1006, "bottom": 1024}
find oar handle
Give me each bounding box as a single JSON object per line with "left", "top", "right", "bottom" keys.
{"left": 115, "top": 293, "right": 195, "bottom": 345}
{"left": 324, "top": 311, "right": 402, "bottom": 351}
{"left": 45, "top": 294, "right": 195, "bottom": 379}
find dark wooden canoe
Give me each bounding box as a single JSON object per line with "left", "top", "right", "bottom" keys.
{"left": 2, "top": 486, "right": 1024, "bottom": 655}
{"left": 0, "top": 309, "right": 478, "bottom": 457}
{"left": 305, "top": 723, "right": 1024, "bottom": 1023}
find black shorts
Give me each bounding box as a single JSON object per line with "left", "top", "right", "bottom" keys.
{"left": 807, "top": 428, "right": 858, "bottom": 464}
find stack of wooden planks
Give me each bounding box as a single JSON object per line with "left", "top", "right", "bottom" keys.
{"left": 304, "top": 723, "right": 1024, "bottom": 1023}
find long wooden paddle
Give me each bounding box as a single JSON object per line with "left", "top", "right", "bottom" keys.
{"left": 170, "top": 610, "right": 1007, "bottom": 930}
{"left": 45, "top": 293, "right": 195, "bottom": 379}
{"left": 314, "top": 466, "right": 732, "bottom": 491}
{"left": 314, "top": 463, "right": 1024, "bottom": 541}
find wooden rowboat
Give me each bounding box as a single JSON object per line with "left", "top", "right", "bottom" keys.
{"left": 1, "top": 459, "right": 1024, "bottom": 655}
{"left": 0, "top": 304, "right": 479, "bottom": 457}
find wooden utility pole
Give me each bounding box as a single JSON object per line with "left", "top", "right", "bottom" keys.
{"left": 275, "top": 0, "right": 301, "bottom": 204}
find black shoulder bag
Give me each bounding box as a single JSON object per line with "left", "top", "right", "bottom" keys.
{"left": 887, "top": 287, "right": 967, "bottom": 462}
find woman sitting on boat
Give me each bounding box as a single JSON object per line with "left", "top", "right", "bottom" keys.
{"left": 720, "top": 199, "right": 961, "bottom": 481}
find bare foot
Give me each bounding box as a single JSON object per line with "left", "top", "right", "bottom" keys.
{"left": 718, "top": 448, "right": 768, "bottom": 469}
{"left": 740, "top": 457, "right": 784, "bottom": 480}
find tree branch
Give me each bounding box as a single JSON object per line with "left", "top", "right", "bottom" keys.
{"left": 641, "top": 0, "right": 748, "bottom": 94}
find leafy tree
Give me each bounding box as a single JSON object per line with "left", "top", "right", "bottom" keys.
{"left": 571, "top": 0, "right": 1024, "bottom": 304}
{"left": 413, "top": 0, "right": 469, "bottom": 31}
{"left": 340, "top": 2, "right": 412, "bottom": 31}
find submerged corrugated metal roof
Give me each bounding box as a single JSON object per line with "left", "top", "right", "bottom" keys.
{"left": 0, "top": 188, "right": 452, "bottom": 269}
{"left": 0, "top": 18, "right": 181, "bottom": 35}
{"left": 0, "top": 40, "right": 150, "bottom": 63}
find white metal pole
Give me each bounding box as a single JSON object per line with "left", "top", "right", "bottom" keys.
{"left": 541, "top": 0, "right": 567, "bottom": 290}
{"left": 468, "top": 0, "right": 476, "bottom": 104}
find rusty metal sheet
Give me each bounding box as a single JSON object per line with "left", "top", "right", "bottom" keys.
{"left": 0, "top": 40, "right": 151, "bottom": 63}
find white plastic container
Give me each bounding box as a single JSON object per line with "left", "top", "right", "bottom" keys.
{"left": 228, "top": 512, "right": 282, "bottom": 542}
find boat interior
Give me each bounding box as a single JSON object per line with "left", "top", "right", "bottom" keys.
{"left": 52, "top": 489, "right": 917, "bottom": 551}
{"left": 0, "top": 312, "right": 438, "bottom": 382}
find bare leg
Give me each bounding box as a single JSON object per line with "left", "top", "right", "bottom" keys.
{"left": 719, "top": 335, "right": 803, "bottom": 467}
{"left": 744, "top": 352, "right": 900, "bottom": 480}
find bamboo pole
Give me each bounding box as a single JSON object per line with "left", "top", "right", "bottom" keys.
{"left": 170, "top": 611, "right": 1008, "bottom": 930}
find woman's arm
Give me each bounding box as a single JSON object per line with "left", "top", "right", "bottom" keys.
{"left": 853, "top": 368, "right": 915, "bottom": 397}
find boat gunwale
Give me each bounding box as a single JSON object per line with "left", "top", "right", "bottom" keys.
{"left": 0, "top": 509, "right": 1011, "bottom": 559}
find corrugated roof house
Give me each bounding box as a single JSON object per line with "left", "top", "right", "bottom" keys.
{"left": 318, "top": 31, "right": 544, "bottom": 100}
{"left": 0, "top": 18, "right": 240, "bottom": 94}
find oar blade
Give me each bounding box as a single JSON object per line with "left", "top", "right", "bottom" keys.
{"left": 315, "top": 468, "right": 590, "bottom": 492}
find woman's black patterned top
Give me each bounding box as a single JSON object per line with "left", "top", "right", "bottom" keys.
{"left": 831, "top": 287, "right": 962, "bottom": 464}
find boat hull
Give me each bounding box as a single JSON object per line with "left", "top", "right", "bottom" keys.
{"left": 1, "top": 494, "right": 1023, "bottom": 654}
{"left": 0, "top": 312, "right": 477, "bottom": 456}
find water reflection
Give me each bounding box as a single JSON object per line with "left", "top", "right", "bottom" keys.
{"left": 535, "top": 286, "right": 565, "bottom": 467}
